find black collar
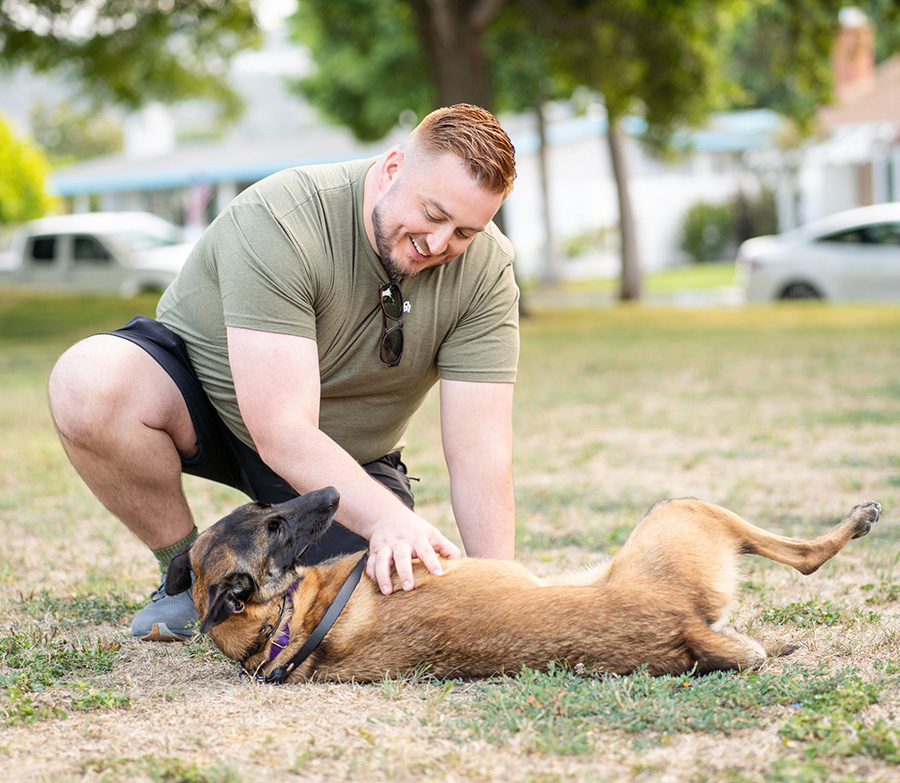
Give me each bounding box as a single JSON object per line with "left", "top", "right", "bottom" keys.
{"left": 241, "top": 552, "right": 368, "bottom": 684}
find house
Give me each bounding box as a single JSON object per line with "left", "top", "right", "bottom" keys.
{"left": 776, "top": 7, "right": 900, "bottom": 229}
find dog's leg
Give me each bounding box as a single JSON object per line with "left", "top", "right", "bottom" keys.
{"left": 733, "top": 501, "right": 881, "bottom": 575}
{"left": 682, "top": 617, "right": 768, "bottom": 674}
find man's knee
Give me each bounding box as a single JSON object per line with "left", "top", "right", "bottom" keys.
{"left": 48, "top": 336, "right": 140, "bottom": 442}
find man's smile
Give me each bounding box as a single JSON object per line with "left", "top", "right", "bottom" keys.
{"left": 410, "top": 236, "right": 431, "bottom": 259}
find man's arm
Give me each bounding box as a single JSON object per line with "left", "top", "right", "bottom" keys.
{"left": 227, "top": 326, "right": 460, "bottom": 594}
{"left": 440, "top": 379, "right": 516, "bottom": 559}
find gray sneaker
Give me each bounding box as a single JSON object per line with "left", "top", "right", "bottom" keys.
{"left": 131, "top": 573, "right": 197, "bottom": 642}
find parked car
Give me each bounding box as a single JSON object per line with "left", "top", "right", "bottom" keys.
{"left": 0, "top": 212, "right": 194, "bottom": 297}
{"left": 736, "top": 203, "right": 900, "bottom": 302}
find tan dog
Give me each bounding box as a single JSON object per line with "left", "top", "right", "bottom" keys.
{"left": 165, "top": 488, "right": 881, "bottom": 683}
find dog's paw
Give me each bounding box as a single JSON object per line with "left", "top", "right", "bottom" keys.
{"left": 846, "top": 501, "right": 881, "bottom": 539}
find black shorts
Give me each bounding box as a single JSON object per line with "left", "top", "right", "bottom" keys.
{"left": 106, "top": 315, "right": 415, "bottom": 564}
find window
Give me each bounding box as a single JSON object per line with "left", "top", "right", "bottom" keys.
{"left": 73, "top": 235, "right": 113, "bottom": 264}
{"left": 865, "top": 223, "right": 900, "bottom": 245}
{"left": 29, "top": 236, "right": 56, "bottom": 264}
{"left": 819, "top": 223, "right": 900, "bottom": 245}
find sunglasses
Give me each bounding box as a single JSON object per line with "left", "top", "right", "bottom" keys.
{"left": 378, "top": 279, "right": 404, "bottom": 366}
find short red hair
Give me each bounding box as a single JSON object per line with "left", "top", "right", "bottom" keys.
{"left": 408, "top": 104, "right": 516, "bottom": 197}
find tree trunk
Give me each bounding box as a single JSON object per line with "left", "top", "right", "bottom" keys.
{"left": 402, "top": 1, "right": 525, "bottom": 307}
{"left": 406, "top": 0, "right": 503, "bottom": 109}
{"left": 606, "top": 115, "right": 642, "bottom": 301}
{"left": 535, "top": 102, "right": 561, "bottom": 286}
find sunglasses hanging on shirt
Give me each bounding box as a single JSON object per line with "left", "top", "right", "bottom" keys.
{"left": 378, "top": 278, "right": 404, "bottom": 366}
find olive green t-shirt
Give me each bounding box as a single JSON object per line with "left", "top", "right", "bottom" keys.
{"left": 157, "top": 157, "right": 519, "bottom": 464}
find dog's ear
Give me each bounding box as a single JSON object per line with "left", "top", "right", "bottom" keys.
{"left": 200, "top": 574, "right": 255, "bottom": 635}
{"left": 165, "top": 547, "right": 194, "bottom": 596}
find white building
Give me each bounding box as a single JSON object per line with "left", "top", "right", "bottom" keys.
{"left": 764, "top": 8, "right": 900, "bottom": 230}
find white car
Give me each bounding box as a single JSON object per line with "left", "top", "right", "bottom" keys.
{"left": 0, "top": 212, "right": 194, "bottom": 297}
{"left": 736, "top": 203, "right": 900, "bottom": 302}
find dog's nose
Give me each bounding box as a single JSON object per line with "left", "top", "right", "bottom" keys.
{"left": 280, "top": 487, "right": 341, "bottom": 516}
{"left": 318, "top": 486, "right": 340, "bottom": 509}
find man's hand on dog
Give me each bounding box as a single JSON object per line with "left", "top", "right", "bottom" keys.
{"left": 367, "top": 515, "right": 460, "bottom": 595}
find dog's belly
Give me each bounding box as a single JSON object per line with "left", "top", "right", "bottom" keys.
{"left": 298, "top": 576, "right": 695, "bottom": 681}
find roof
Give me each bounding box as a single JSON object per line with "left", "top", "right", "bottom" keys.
{"left": 50, "top": 125, "right": 402, "bottom": 197}
{"left": 18, "top": 211, "right": 181, "bottom": 236}
{"left": 818, "top": 55, "right": 900, "bottom": 128}
{"left": 682, "top": 109, "right": 784, "bottom": 153}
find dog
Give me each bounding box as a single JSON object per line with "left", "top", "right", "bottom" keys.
{"left": 165, "top": 488, "right": 881, "bottom": 683}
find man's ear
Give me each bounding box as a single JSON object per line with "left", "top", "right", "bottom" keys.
{"left": 379, "top": 147, "right": 402, "bottom": 190}
{"left": 165, "top": 547, "right": 194, "bottom": 595}
{"left": 200, "top": 574, "right": 255, "bottom": 635}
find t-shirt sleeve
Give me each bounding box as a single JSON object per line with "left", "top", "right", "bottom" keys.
{"left": 212, "top": 201, "right": 321, "bottom": 341}
{"left": 436, "top": 234, "right": 520, "bottom": 383}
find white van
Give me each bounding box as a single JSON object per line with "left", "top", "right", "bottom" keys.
{"left": 0, "top": 212, "right": 194, "bottom": 297}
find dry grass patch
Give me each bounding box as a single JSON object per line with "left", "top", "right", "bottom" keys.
{"left": 2, "top": 294, "right": 900, "bottom": 782}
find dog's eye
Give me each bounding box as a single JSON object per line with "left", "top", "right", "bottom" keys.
{"left": 267, "top": 516, "right": 283, "bottom": 533}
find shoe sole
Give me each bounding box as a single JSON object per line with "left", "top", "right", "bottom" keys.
{"left": 137, "top": 622, "right": 193, "bottom": 643}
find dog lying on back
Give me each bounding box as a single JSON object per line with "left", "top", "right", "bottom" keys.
{"left": 165, "top": 488, "right": 880, "bottom": 683}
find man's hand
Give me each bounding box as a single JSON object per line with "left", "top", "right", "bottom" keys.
{"left": 366, "top": 514, "right": 461, "bottom": 595}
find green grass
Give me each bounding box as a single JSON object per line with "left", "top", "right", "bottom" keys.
{"left": 0, "top": 289, "right": 159, "bottom": 344}
{"left": 18, "top": 588, "right": 142, "bottom": 625}
{"left": 81, "top": 756, "right": 240, "bottom": 783}
{"left": 524, "top": 260, "right": 736, "bottom": 295}
{"left": 449, "top": 663, "right": 890, "bottom": 756}
{"left": 759, "top": 600, "right": 849, "bottom": 628}
{"left": 0, "top": 626, "right": 125, "bottom": 726}
{"left": 2, "top": 290, "right": 900, "bottom": 782}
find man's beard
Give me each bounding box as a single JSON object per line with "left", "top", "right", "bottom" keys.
{"left": 371, "top": 201, "right": 416, "bottom": 280}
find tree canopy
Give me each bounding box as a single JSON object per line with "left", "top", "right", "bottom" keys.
{"left": 288, "top": 0, "right": 566, "bottom": 141}
{"left": 725, "top": 0, "right": 900, "bottom": 127}
{"left": 287, "top": 0, "right": 432, "bottom": 142}
{"left": 0, "top": 114, "right": 53, "bottom": 225}
{"left": 0, "top": 0, "right": 263, "bottom": 123}
{"left": 30, "top": 101, "right": 123, "bottom": 165}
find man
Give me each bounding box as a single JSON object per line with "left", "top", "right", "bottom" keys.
{"left": 48, "top": 104, "right": 520, "bottom": 642}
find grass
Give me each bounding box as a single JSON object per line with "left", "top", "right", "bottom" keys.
{"left": 451, "top": 663, "right": 889, "bottom": 755}
{"left": 81, "top": 756, "right": 240, "bottom": 783}
{"left": 523, "top": 259, "right": 736, "bottom": 295}
{"left": 1, "top": 289, "right": 900, "bottom": 782}
{"left": 0, "top": 625, "right": 126, "bottom": 726}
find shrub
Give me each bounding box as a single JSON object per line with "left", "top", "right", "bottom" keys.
{"left": 680, "top": 201, "right": 734, "bottom": 262}
{"left": 679, "top": 189, "right": 778, "bottom": 263}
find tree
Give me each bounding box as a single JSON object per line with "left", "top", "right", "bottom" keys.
{"left": 527, "top": 0, "right": 743, "bottom": 300}
{"left": 30, "top": 101, "right": 123, "bottom": 165}
{"left": 287, "top": 0, "right": 433, "bottom": 142}
{"left": 487, "top": 7, "right": 569, "bottom": 283}
{"left": 288, "top": 0, "right": 535, "bottom": 258}
{"left": 0, "top": 114, "right": 53, "bottom": 225}
{"left": 724, "top": 0, "right": 843, "bottom": 127}
{"left": 404, "top": 0, "right": 507, "bottom": 109}
{"left": 289, "top": 0, "right": 515, "bottom": 139}
{"left": 290, "top": 0, "right": 744, "bottom": 299}
{"left": 289, "top": 0, "right": 566, "bottom": 283}
{"left": 0, "top": 0, "right": 263, "bottom": 124}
